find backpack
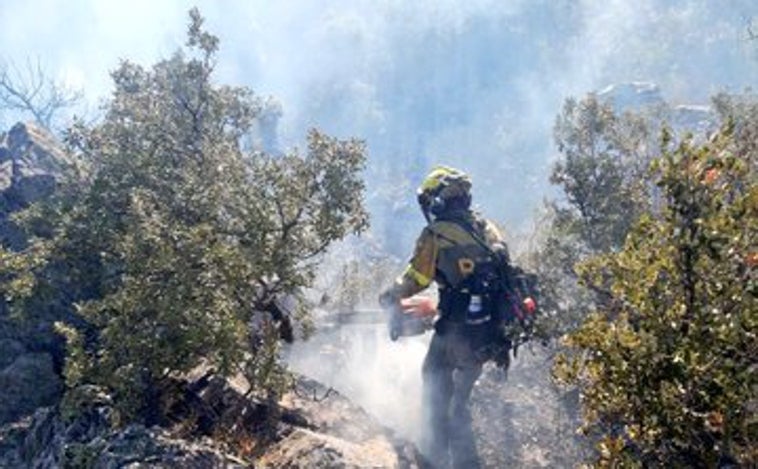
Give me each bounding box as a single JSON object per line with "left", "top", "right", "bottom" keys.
{"left": 435, "top": 216, "right": 539, "bottom": 358}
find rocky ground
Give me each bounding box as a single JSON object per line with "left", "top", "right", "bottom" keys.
{"left": 0, "top": 372, "right": 426, "bottom": 468}
{"left": 0, "top": 314, "right": 584, "bottom": 468}
{"left": 472, "top": 346, "right": 588, "bottom": 468}
{"left": 286, "top": 323, "right": 587, "bottom": 469}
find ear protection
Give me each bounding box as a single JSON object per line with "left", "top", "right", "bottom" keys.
{"left": 429, "top": 194, "right": 447, "bottom": 216}
{"left": 417, "top": 190, "right": 435, "bottom": 223}
{"left": 418, "top": 186, "right": 447, "bottom": 222}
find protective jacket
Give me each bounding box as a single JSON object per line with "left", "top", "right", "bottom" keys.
{"left": 390, "top": 209, "right": 511, "bottom": 327}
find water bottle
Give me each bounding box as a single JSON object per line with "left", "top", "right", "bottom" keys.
{"left": 469, "top": 295, "right": 482, "bottom": 313}
{"left": 467, "top": 294, "right": 489, "bottom": 324}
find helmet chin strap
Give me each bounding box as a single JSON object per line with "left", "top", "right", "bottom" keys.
{"left": 420, "top": 192, "right": 452, "bottom": 223}
{"left": 418, "top": 191, "right": 434, "bottom": 224}
{"left": 421, "top": 202, "right": 433, "bottom": 223}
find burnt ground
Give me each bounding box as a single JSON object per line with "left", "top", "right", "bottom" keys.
{"left": 287, "top": 325, "right": 589, "bottom": 468}
{"left": 472, "top": 346, "right": 589, "bottom": 468}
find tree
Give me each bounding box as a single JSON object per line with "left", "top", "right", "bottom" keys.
{"left": 712, "top": 91, "right": 758, "bottom": 170}
{"left": 551, "top": 95, "right": 655, "bottom": 254}
{"left": 0, "top": 58, "right": 82, "bottom": 131}
{"left": 1, "top": 8, "right": 368, "bottom": 423}
{"left": 531, "top": 95, "right": 655, "bottom": 337}
{"left": 554, "top": 119, "right": 757, "bottom": 466}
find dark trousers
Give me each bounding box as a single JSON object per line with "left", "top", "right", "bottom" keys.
{"left": 421, "top": 327, "right": 483, "bottom": 469}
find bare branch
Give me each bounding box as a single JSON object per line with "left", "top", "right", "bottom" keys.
{"left": 0, "top": 57, "right": 83, "bottom": 130}
{"left": 293, "top": 380, "right": 335, "bottom": 402}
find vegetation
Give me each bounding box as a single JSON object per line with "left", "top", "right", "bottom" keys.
{"left": 550, "top": 95, "right": 757, "bottom": 466}
{"left": 532, "top": 95, "right": 656, "bottom": 337}
{"left": 0, "top": 57, "right": 82, "bottom": 131}
{"left": 0, "top": 9, "right": 368, "bottom": 423}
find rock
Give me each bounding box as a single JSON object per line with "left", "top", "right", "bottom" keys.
{"left": 597, "top": 82, "right": 665, "bottom": 112}
{"left": 94, "top": 426, "right": 249, "bottom": 469}
{"left": 596, "top": 82, "right": 719, "bottom": 141}
{"left": 0, "top": 121, "right": 70, "bottom": 249}
{"left": 188, "top": 373, "right": 425, "bottom": 468}
{"left": 671, "top": 104, "right": 716, "bottom": 136}
{"left": 0, "top": 300, "right": 69, "bottom": 427}
{"left": 597, "top": 82, "right": 720, "bottom": 145}
{"left": 259, "top": 428, "right": 399, "bottom": 468}
{"left": 6, "top": 123, "right": 68, "bottom": 170}
{"left": 273, "top": 376, "right": 423, "bottom": 468}
{"left": 0, "top": 373, "right": 425, "bottom": 468}
{"left": 0, "top": 353, "right": 62, "bottom": 425}
{"left": 0, "top": 122, "right": 65, "bottom": 205}
{"left": 0, "top": 122, "right": 70, "bottom": 429}
{"left": 0, "top": 406, "right": 249, "bottom": 469}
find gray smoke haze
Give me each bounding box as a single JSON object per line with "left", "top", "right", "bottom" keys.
{"left": 286, "top": 323, "right": 429, "bottom": 441}
{"left": 2, "top": 1, "right": 756, "bottom": 239}
{"left": 2, "top": 1, "right": 757, "bottom": 463}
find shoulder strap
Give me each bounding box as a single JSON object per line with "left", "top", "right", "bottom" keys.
{"left": 443, "top": 217, "right": 498, "bottom": 257}
{"left": 425, "top": 223, "right": 458, "bottom": 246}
{"left": 445, "top": 217, "right": 520, "bottom": 294}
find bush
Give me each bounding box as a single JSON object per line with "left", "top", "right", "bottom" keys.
{"left": 1, "top": 9, "right": 368, "bottom": 423}
{"left": 554, "top": 123, "right": 757, "bottom": 466}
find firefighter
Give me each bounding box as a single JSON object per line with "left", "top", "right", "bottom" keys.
{"left": 379, "top": 165, "right": 523, "bottom": 469}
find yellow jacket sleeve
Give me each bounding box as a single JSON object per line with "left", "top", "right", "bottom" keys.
{"left": 392, "top": 227, "right": 438, "bottom": 299}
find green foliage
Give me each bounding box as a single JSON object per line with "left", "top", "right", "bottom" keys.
{"left": 62, "top": 442, "right": 101, "bottom": 469}
{"left": 0, "top": 242, "right": 48, "bottom": 306}
{"left": 534, "top": 95, "right": 654, "bottom": 337}
{"left": 712, "top": 91, "right": 758, "bottom": 172}
{"left": 551, "top": 95, "right": 654, "bottom": 253}
{"left": 555, "top": 123, "right": 757, "bottom": 466}
{"left": 1, "top": 9, "right": 368, "bottom": 423}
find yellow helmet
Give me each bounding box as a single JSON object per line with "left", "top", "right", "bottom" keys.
{"left": 417, "top": 165, "right": 472, "bottom": 219}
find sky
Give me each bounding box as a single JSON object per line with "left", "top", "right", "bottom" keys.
{"left": 1, "top": 0, "right": 757, "bottom": 248}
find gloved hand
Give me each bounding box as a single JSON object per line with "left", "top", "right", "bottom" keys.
{"left": 401, "top": 296, "right": 437, "bottom": 318}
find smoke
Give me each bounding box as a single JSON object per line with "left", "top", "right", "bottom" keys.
{"left": 281, "top": 237, "right": 428, "bottom": 440}
{"left": 1, "top": 2, "right": 755, "bottom": 230}
{"left": 1, "top": 0, "right": 756, "bottom": 461}
{"left": 286, "top": 323, "right": 429, "bottom": 441}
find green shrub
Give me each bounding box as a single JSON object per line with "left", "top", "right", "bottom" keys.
{"left": 1, "top": 9, "right": 368, "bottom": 423}
{"left": 555, "top": 124, "right": 757, "bottom": 466}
